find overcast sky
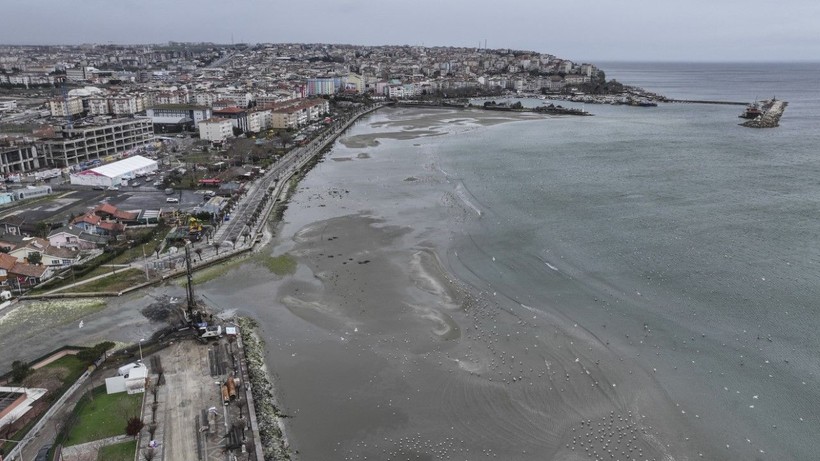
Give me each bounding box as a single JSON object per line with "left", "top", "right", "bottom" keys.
{"left": 3, "top": 0, "right": 819, "bottom": 62}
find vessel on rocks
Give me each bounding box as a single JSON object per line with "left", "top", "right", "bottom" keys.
{"left": 739, "top": 101, "right": 764, "bottom": 119}
{"left": 740, "top": 97, "right": 787, "bottom": 128}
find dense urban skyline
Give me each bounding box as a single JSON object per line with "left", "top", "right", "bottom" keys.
{"left": 3, "top": 0, "right": 820, "bottom": 62}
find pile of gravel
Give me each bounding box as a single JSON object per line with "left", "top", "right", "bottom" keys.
{"left": 141, "top": 295, "right": 186, "bottom": 323}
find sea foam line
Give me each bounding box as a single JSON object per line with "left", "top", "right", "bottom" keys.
{"left": 455, "top": 182, "right": 483, "bottom": 217}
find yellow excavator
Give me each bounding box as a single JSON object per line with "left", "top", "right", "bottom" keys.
{"left": 188, "top": 216, "right": 204, "bottom": 240}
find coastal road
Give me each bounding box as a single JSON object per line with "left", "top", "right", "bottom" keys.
{"left": 214, "top": 104, "right": 385, "bottom": 245}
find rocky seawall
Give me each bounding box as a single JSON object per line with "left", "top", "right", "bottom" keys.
{"left": 238, "top": 317, "right": 292, "bottom": 460}
{"left": 741, "top": 99, "right": 788, "bottom": 128}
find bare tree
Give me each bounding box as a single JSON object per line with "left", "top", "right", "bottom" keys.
{"left": 125, "top": 416, "right": 145, "bottom": 438}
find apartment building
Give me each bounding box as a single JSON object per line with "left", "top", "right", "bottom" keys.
{"left": 110, "top": 95, "right": 145, "bottom": 115}
{"left": 65, "top": 66, "right": 90, "bottom": 81}
{"left": 305, "top": 78, "right": 338, "bottom": 96}
{"left": 255, "top": 93, "right": 298, "bottom": 107}
{"left": 563, "top": 74, "right": 590, "bottom": 85}
{"left": 343, "top": 74, "right": 364, "bottom": 93}
{"left": 4, "top": 74, "right": 55, "bottom": 86}
{"left": 150, "top": 90, "right": 190, "bottom": 106}
{"left": 193, "top": 92, "right": 219, "bottom": 107}
{"left": 198, "top": 118, "right": 234, "bottom": 143}
{"left": 48, "top": 97, "right": 84, "bottom": 118}
{"left": 270, "top": 108, "right": 303, "bottom": 130}
{"left": 41, "top": 117, "right": 154, "bottom": 168}
{"left": 84, "top": 95, "right": 145, "bottom": 117}
{"left": 212, "top": 107, "right": 249, "bottom": 132}
{"left": 87, "top": 97, "right": 110, "bottom": 116}
{"left": 146, "top": 104, "right": 212, "bottom": 131}
{"left": 248, "top": 109, "right": 272, "bottom": 133}
{"left": 268, "top": 98, "right": 329, "bottom": 130}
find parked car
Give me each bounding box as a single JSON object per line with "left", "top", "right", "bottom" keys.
{"left": 92, "top": 185, "right": 105, "bottom": 190}
{"left": 107, "top": 185, "right": 119, "bottom": 191}
{"left": 166, "top": 197, "right": 179, "bottom": 203}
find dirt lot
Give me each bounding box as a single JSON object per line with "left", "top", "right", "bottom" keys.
{"left": 149, "top": 335, "right": 253, "bottom": 461}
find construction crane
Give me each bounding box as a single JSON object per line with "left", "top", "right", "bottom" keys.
{"left": 184, "top": 245, "right": 197, "bottom": 321}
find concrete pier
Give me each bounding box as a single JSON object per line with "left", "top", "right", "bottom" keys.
{"left": 665, "top": 99, "right": 748, "bottom": 105}
{"left": 741, "top": 99, "right": 788, "bottom": 128}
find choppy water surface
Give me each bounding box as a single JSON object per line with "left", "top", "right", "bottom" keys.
{"left": 202, "top": 63, "right": 820, "bottom": 460}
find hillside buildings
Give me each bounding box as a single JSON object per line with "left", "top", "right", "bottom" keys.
{"left": 0, "top": 42, "right": 601, "bottom": 178}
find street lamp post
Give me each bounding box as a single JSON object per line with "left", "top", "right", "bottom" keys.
{"left": 142, "top": 245, "right": 149, "bottom": 282}
{"left": 138, "top": 338, "right": 144, "bottom": 362}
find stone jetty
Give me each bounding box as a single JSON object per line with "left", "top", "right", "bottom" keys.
{"left": 741, "top": 99, "right": 788, "bottom": 128}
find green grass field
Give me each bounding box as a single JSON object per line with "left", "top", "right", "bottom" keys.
{"left": 255, "top": 253, "right": 297, "bottom": 275}
{"left": 71, "top": 269, "right": 147, "bottom": 293}
{"left": 65, "top": 386, "right": 144, "bottom": 446}
{"left": 40, "top": 354, "right": 89, "bottom": 382}
{"left": 96, "top": 440, "right": 137, "bottom": 461}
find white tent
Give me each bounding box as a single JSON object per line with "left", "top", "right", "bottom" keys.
{"left": 70, "top": 155, "right": 158, "bottom": 187}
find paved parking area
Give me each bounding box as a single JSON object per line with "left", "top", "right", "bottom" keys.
{"left": 107, "top": 188, "right": 205, "bottom": 213}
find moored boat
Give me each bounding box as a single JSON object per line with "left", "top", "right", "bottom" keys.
{"left": 739, "top": 102, "right": 763, "bottom": 119}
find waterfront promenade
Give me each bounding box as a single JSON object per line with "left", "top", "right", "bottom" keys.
{"left": 4, "top": 103, "right": 387, "bottom": 460}
{"left": 18, "top": 102, "right": 387, "bottom": 301}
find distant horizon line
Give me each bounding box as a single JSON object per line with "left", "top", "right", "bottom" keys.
{"left": 587, "top": 59, "right": 820, "bottom": 64}
{"left": 1, "top": 41, "right": 818, "bottom": 65}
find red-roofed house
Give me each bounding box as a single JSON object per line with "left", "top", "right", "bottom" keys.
{"left": 9, "top": 261, "right": 52, "bottom": 287}
{"left": 93, "top": 203, "right": 139, "bottom": 222}
{"left": 7, "top": 236, "right": 81, "bottom": 268}
{"left": 48, "top": 226, "right": 109, "bottom": 250}
{"left": 72, "top": 212, "right": 125, "bottom": 236}
{"left": 0, "top": 252, "right": 19, "bottom": 284}
{"left": 72, "top": 213, "right": 102, "bottom": 233}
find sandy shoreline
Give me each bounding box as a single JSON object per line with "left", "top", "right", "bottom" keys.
{"left": 252, "top": 207, "right": 703, "bottom": 460}
{"left": 197, "top": 106, "right": 761, "bottom": 459}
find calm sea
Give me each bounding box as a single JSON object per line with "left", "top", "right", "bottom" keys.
{"left": 442, "top": 62, "right": 820, "bottom": 459}
{"left": 206, "top": 62, "right": 820, "bottom": 460}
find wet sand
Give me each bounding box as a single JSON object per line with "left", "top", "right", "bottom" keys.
{"left": 234, "top": 209, "right": 705, "bottom": 460}
{"left": 0, "top": 291, "right": 187, "bottom": 372}
{"left": 339, "top": 107, "right": 545, "bottom": 148}
{"left": 197, "top": 107, "right": 783, "bottom": 460}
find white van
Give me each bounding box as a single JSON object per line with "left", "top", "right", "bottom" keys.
{"left": 118, "top": 362, "right": 143, "bottom": 378}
